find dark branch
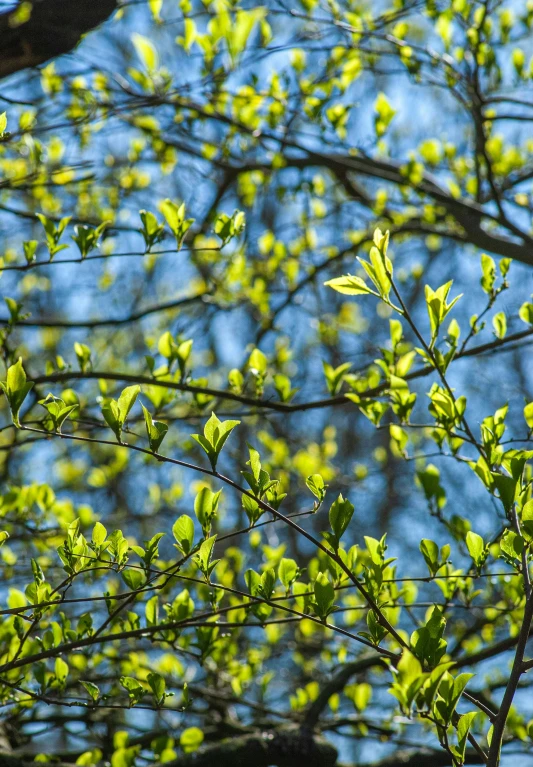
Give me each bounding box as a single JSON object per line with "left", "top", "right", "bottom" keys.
{"left": 159, "top": 728, "right": 337, "bottom": 767}
{"left": 0, "top": 291, "right": 211, "bottom": 329}
{"left": 0, "top": 0, "right": 117, "bottom": 81}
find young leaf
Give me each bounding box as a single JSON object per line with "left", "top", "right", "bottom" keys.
{"left": 147, "top": 672, "right": 167, "bottom": 706}
{"left": 101, "top": 386, "right": 140, "bottom": 443}
{"left": 313, "top": 571, "right": 335, "bottom": 620}
{"left": 74, "top": 342, "right": 92, "bottom": 372}
{"left": 173, "top": 515, "right": 195, "bottom": 555}
{"left": 160, "top": 199, "right": 194, "bottom": 250}
{"left": 142, "top": 403, "right": 168, "bottom": 452}
{"left": 139, "top": 209, "right": 165, "bottom": 251}
{"left": 193, "top": 534, "right": 220, "bottom": 581}
{"left": 1, "top": 358, "right": 34, "bottom": 427}
{"left": 39, "top": 394, "right": 76, "bottom": 433}
{"left": 191, "top": 412, "right": 240, "bottom": 470}
{"left": 180, "top": 727, "right": 204, "bottom": 754}
{"left": 118, "top": 385, "right": 140, "bottom": 422}
{"left": 465, "top": 531, "right": 486, "bottom": 568}
{"left": 324, "top": 274, "right": 375, "bottom": 296}
{"left": 306, "top": 474, "right": 327, "bottom": 507}
{"left": 81, "top": 680, "right": 101, "bottom": 702}
{"left": 92, "top": 522, "right": 107, "bottom": 547}
{"left": 194, "top": 487, "right": 222, "bottom": 537}
{"left": 278, "top": 557, "right": 299, "bottom": 591}
{"left": 329, "top": 494, "right": 355, "bottom": 542}
{"left": 120, "top": 676, "right": 145, "bottom": 706}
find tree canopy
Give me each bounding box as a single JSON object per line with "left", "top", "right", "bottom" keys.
{"left": 1, "top": 0, "right": 533, "bottom": 765}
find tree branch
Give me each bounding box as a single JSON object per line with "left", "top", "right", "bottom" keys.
{"left": 212, "top": 149, "right": 533, "bottom": 266}
{"left": 159, "top": 728, "right": 337, "bottom": 767}
{"left": 0, "top": 0, "right": 117, "bottom": 81}
{"left": 486, "top": 590, "right": 533, "bottom": 765}
{"left": 27, "top": 324, "right": 533, "bottom": 414}
{"left": 0, "top": 291, "right": 212, "bottom": 329}
{"left": 348, "top": 748, "right": 486, "bottom": 766}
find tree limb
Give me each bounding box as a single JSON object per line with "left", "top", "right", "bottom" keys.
{"left": 159, "top": 727, "right": 337, "bottom": 767}
{"left": 0, "top": 0, "right": 117, "bottom": 80}
{"left": 349, "top": 747, "right": 486, "bottom": 766}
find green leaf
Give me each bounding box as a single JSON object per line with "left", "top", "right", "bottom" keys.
{"left": 480, "top": 253, "right": 496, "bottom": 294}
{"left": 453, "top": 712, "right": 478, "bottom": 763}
{"left": 194, "top": 487, "right": 222, "bottom": 537}
{"left": 465, "top": 531, "right": 485, "bottom": 568}
{"left": 214, "top": 210, "right": 246, "bottom": 244}
{"left": 420, "top": 539, "right": 439, "bottom": 575}
{"left": 524, "top": 402, "right": 533, "bottom": 430}
{"left": 278, "top": 557, "right": 298, "bottom": 590}
{"left": 1, "top": 358, "right": 34, "bottom": 427}
{"left": 192, "top": 412, "right": 240, "bottom": 470}
{"left": 54, "top": 657, "right": 69, "bottom": 685}
{"left": 120, "top": 676, "right": 145, "bottom": 706}
{"left": 306, "top": 474, "right": 327, "bottom": 505}
{"left": 23, "top": 240, "right": 38, "bottom": 263}
{"left": 36, "top": 213, "right": 70, "bottom": 259}
{"left": 92, "top": 522, "right": 107, "bottom": 547}
{"left": 71, "top": 223, "right": 107, "bottom": 258}
{"left": 228, "top": 368, "right": 244, "bottom": 393}
{"left": 74, "top": 342, "right": 92, "bottom": 372}
{"left": 173, "top": 515, "right": 195, "bottom": 555}
{"left": 314, "top": 571, "right": 335, "bottom": 620}
{"left": 139, "top": 209, "right": 165, "bottom": 251}
{"left": 357, "top": 229, "right": 392, "bottom": 301}
{"left": 161, "top": 199, "right": 194, "bottom": 249}
{"left": 132, "top": 33, "right": 159, "bottom": 70}
{"left": 118, "top": 385, "right": 140, "bottom": 422}
{"left": 329, "top": 494, "right": 355, "bottom": 543}
{"left": 147, "top": 672, "right": 166, "bottom": 705}
{"left": 39, "top": 394, "right": 77, "bottom": 433}
{"left": 180, "top": 727, "right": 204, "bottom": 753}
{"left": 259, "top": 567, "right": 276, "bottom": 599}
{"left": 424, "top": 281, "right": 462, "bottom": 346}
{"left": 101, "top": 399, "right": 122, "bottom": 442}
{"left": 248, "top": 348, "right": 267, "bottom": 376}
{"left": 148, "top": 0, "right": 163, "bottom": 22}
{"left": 519, "top": 302, "right": 533, "bottom": 325}
{"left": 242, "top": 494, "right": 262, "bottom": 526}
{"left": 142, "top": 403, "right": 168, "bottom": 452}
{"left": 500, "top": 529, "right": 523, "bottom": 561}
{"left": 492, "top": 311, "right": 507, "bottom": 339}
{"left": 193, "top": 534, "right": 219, "bottom": 581}
{"left": 246, "top": 443, "right": 262, "bottom": 482}
{"left": 122, "top": 569, "right": 145, "bottom": 590}
{"left": 145, "top": 595, "right": 159, "bottom": 626}
{"left": 101, "top": 386, "right": 140, "bottom": 442}
{"left": 324, "top": 274, "right": 375, "bottom": 296}
{"left": 521, "top": 499, "right": 533, "bottom": 540}
{"left": 323, "top": 361, "right": 352, "bottom": 395}
{"left": 81, "top": 680, "right": 100, "bottom": 702}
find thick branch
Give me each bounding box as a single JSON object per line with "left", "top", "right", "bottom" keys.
{"left": 27, "top": 325, "right": 533, "bottom": 414}
{"left": 221, "top": 152, "right": 533, "bottom": 266}
{"left": 0, "top": 0, "right": 117, "bottom": 80}
{"left": 159, "top": 728, "right": 337, "bottom": 767}
{"left": 354, "top": 748, "right": 486, "bottom": 766}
